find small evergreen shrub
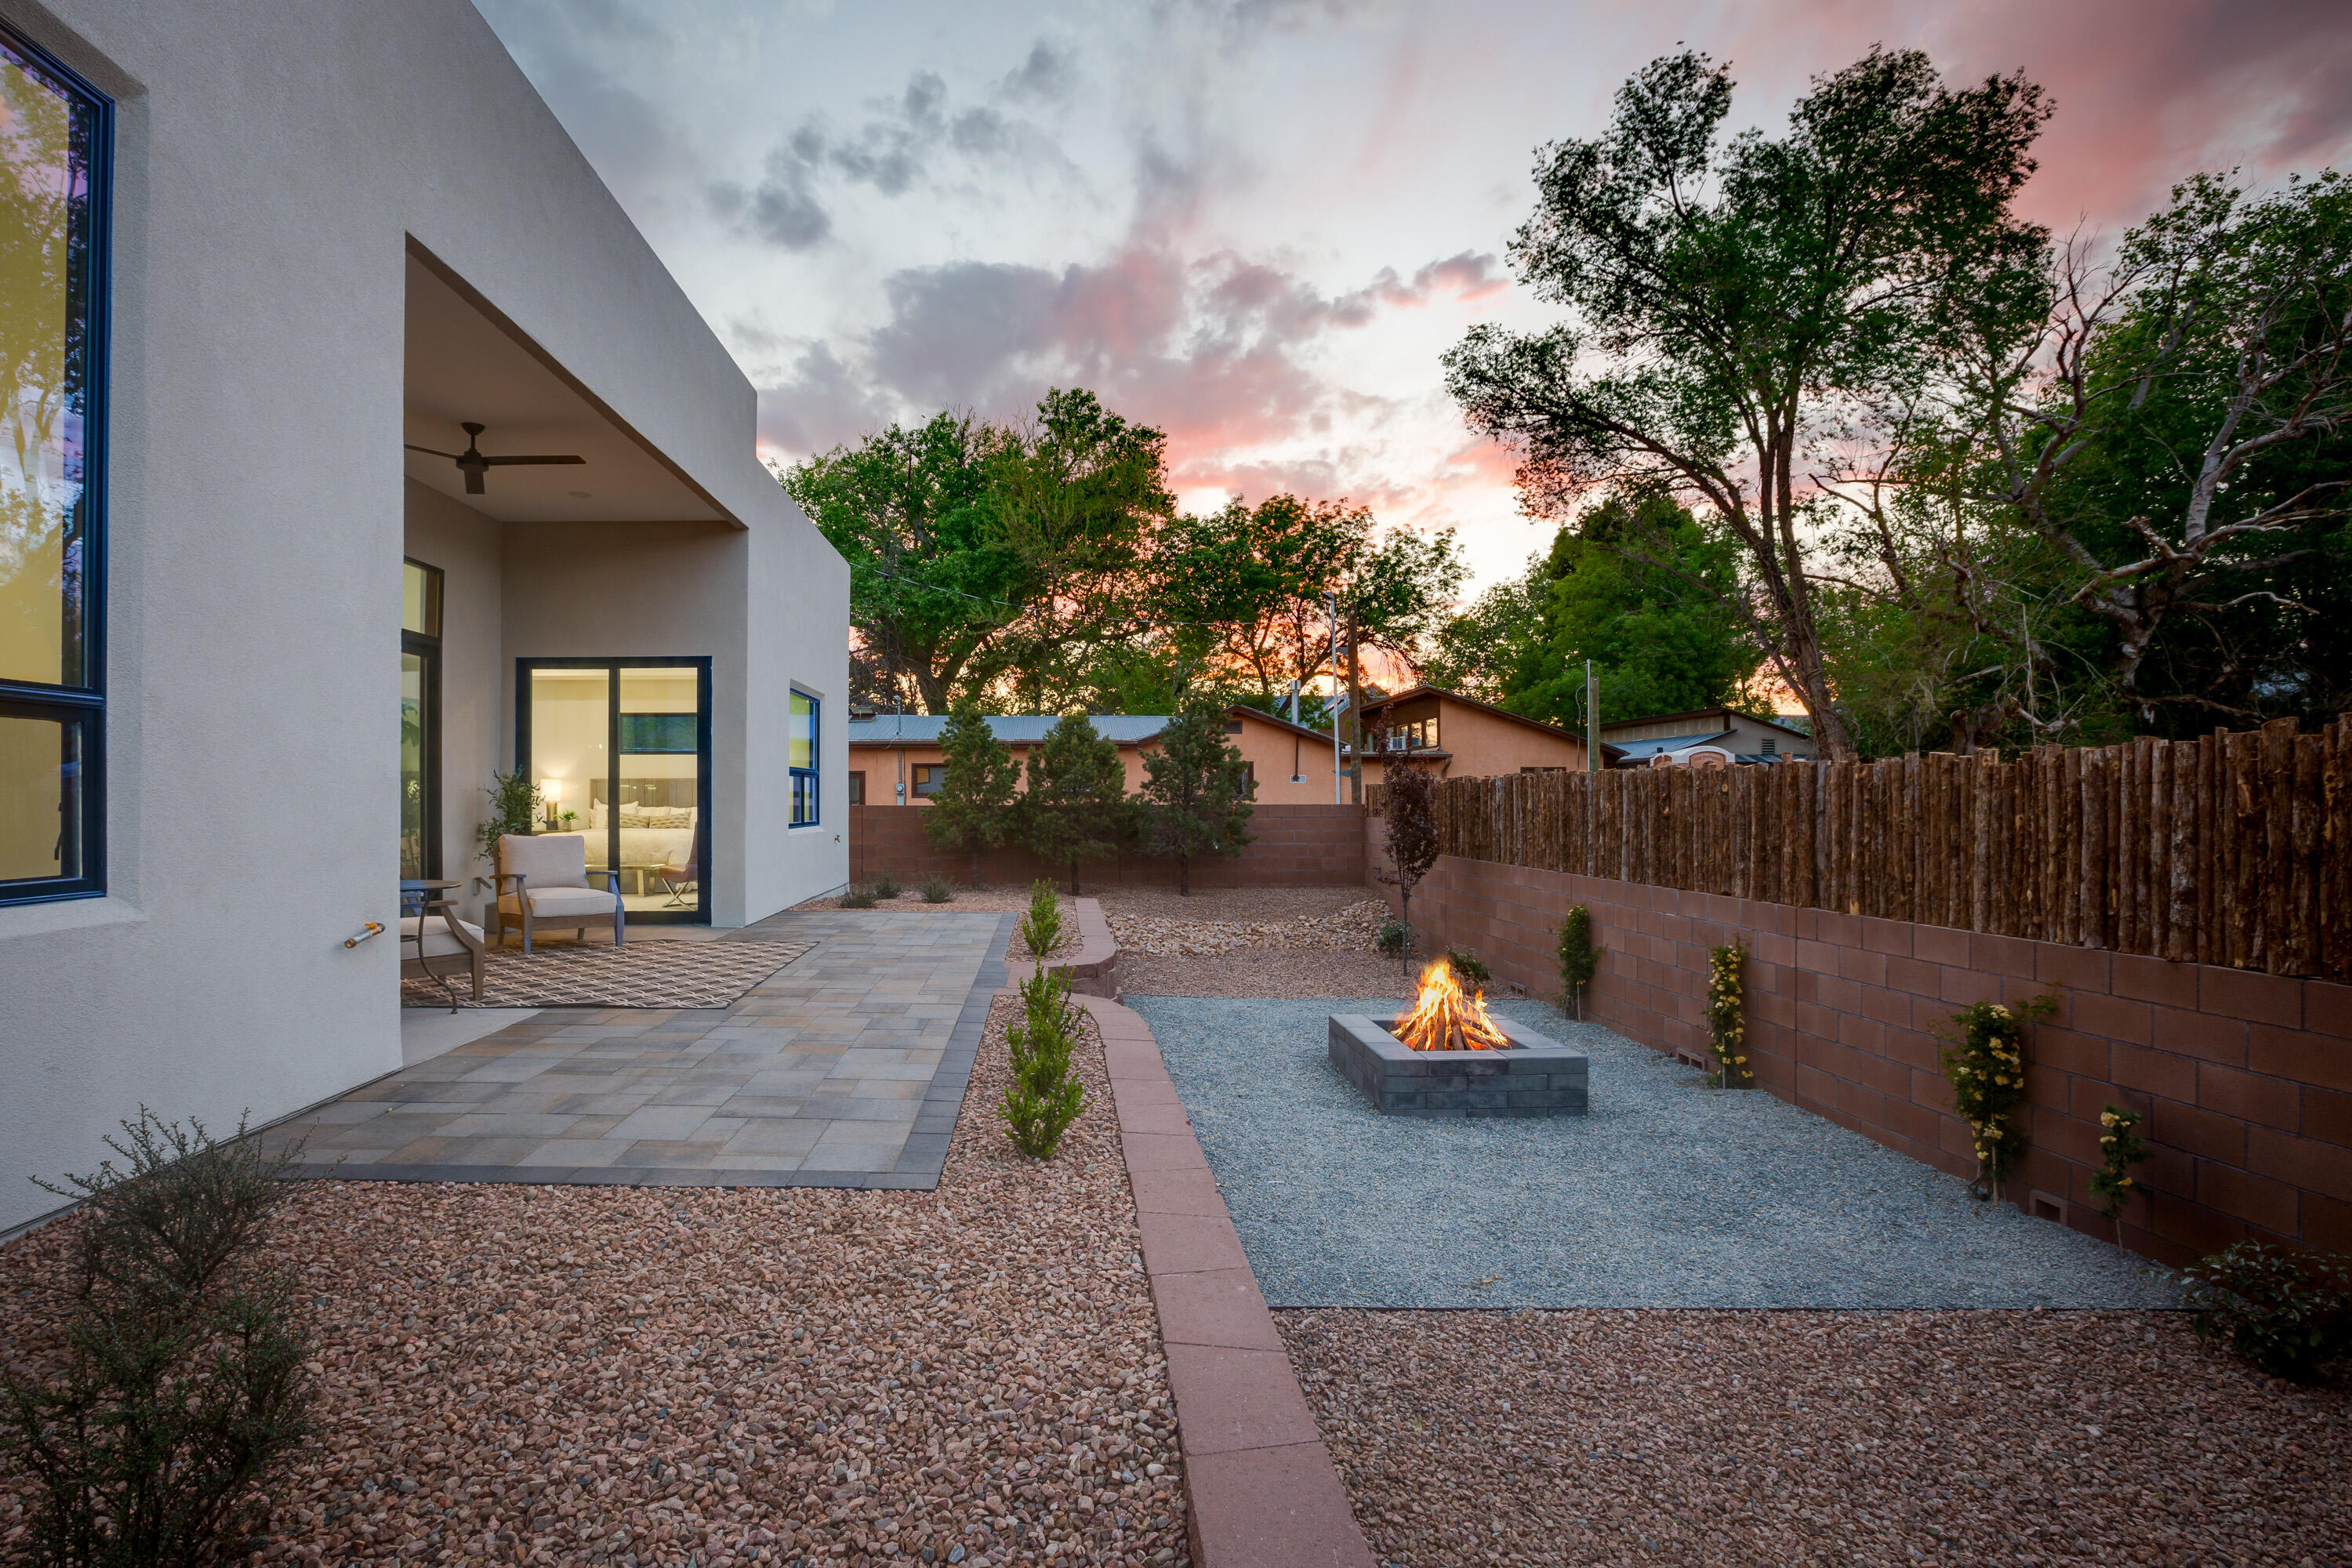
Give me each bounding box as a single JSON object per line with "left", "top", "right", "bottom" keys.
{"left": 1001, "top": 963, "right": 1088, "bottom": 1158}
{"left": 2186, "top": 1240, "right": 2352, "bottom": 1384}
{"left": 872, "top": 869, "right": 902, "bottom": 899}
{"left": 920, "top": 875, "right": 956, "bottom": 904}
{"left": 1375, "top": 917, "right": 1410, "bottom": 958}
{"left": 0, "top": 1112, "right": 315, "bottom": 1567}
{"left": 840, "top": 884, "right": 878, "bottom": 909}
{"left": 1556, "top": 906, "right": 1599, "bottom": 1018}
{"left": 1443, "top": 946, "right": 1490, "bottom": 985}
{"left": 1018, "top": 879, "right": 1064, "bottom": 960}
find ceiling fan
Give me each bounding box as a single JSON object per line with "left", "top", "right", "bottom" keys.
{"left": 404, "top": 421, "right": 584, "bottom": 495}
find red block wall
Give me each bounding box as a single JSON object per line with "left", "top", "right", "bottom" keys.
{"left": 1375, "top": 845, "right": 2352, "bottom": 1267}
{"left": 849, "top": 804, "right": 1366, "bottom": 889}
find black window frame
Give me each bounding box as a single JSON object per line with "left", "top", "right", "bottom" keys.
{"left": 399, "top": 558, "right": 444, "bottom": 883}
{"left": 0, "top": 23, "right": 112, "bottom": 909}
{"left": 847, "top": 769, "right": 866, "bottom": 806}
{"left": 909, "top": 763, "right": 942, "bottom": 798}
{"left": 789, "top": 688, "right": 820, "bottom": 826}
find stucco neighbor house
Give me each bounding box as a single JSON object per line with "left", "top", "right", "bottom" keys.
{"left": 0, "top": 0, "right": 849, "bottom": 1232}
{"left": 849, "top": 705, "right": 1344, "bottom": 806}
{"left": 1599, "top": 706, "right": 1817, "bottom": 766}
{"left": 1351, "top": 686, "right": 1617, "bottom": 780}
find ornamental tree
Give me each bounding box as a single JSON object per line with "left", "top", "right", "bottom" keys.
{"left": 924, "top": 702, "right": 1021, "bottom": 886}
{"left": 1136, "top": 699, "right": 1256, "bottom": 895}
{"left": 1377, "top": 758, "right": 1443, "bottom": 976}
{"left": 1019, "top": 713, "right": 1129, "bottom": 895}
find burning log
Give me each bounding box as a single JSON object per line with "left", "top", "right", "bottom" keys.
{"left": 1392, "top": 959, "right": 1509, "bottom": 1052}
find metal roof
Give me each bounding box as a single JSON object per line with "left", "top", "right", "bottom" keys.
{"left": 1607, "top": 731, "right": 1736, "bottom": 760}
{"left": 847, "top": 713, "right": 1171, "bottom": 746}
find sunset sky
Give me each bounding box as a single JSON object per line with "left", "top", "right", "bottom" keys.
{"left": 477, "top": 0, "right": 2352, "bottom": 593}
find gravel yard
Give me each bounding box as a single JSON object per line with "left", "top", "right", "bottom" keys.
{"left": 797, "top": 882, "right": 1377, "bottom": 923}
{"left": 1283, "top": 1308, "right": 2352, "bottom": 1568}
{"left": 1131, "top": 994, "right": 2180, "bottom": 1309}
{"left": 0, "top": 998, "right": 1189, "bottom": 1568}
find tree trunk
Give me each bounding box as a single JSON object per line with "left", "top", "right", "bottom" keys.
{"left": 1069, "top": 860, "right": 1080, "bottom": 896}
{"left": 1178, "top": 855, "right": 1190, "bottom": 896}
{"left": 1399, "top": 887, "right": 1411, "bottom": 978}
{"left": 970, "top": 848, "right": 982, "bottom": 889}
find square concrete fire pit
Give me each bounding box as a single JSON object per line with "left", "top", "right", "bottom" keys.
{"left": 1327, "top": 1013, "right": 1588, "bottom": 1116}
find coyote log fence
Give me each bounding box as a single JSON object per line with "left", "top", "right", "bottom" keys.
{"left": 1419, "top": 716, "right": 2352, "bottom": 982}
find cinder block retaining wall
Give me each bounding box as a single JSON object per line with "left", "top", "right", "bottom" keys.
{"left": 849, "top": 804, "right": 1366, "bottom": 889}
{"left": 1375, "top": 849, "right": 2352, "bottom": 1268}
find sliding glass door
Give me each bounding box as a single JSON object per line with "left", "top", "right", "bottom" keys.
{"left": 400, "top": 561, "right": 441, "bottom": 880}
{"left": 518, "top": 658, "right": 710, "bottom": 923}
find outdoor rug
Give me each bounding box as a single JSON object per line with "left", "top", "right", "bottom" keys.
{"left": 399, "top": 938, "right": 813, "bottom": 1010}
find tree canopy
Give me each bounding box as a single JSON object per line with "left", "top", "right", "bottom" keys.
{"left": 1135, "top": 698, "right": 1256, "bottom": 895}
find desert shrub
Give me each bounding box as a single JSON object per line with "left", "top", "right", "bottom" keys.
{"left": 1001, "top": 963, "right": 1088, "bottom": 1158}
{"left": 1018, "top": 878, "right": 1064, "bottom": 960}
{"left": 0, "top": 1112, "right": 314, "bottom": 1568}
{"left": 872, "top": 870, "right": 902, "bottom": 899}
{"left": 1443, "top": 946, "right": 1490, "bottom": 985}
{"left": 1375, "top": 917, "right": 1410, "bottom": 958}
{"left": 2186, "top": 1240, "right": 2352, "bottom": 1384}
{"left": 840, "top": 884, "right": 878, "bottom": 909}
{"left": 920, "top": 875, "right": 955, "bottom": 904}
{"left": 1556, "top": 906, "right": 1599, "bottom": 1018}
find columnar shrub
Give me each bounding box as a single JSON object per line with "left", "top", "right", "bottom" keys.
{"left": 1018, "top": 878, "right": 1063, "bottom": 960}
{"left": 1940, "top": 995, "right": 2057, "bottom": 1200}
{"left": 1704, "top": 942, "right": 1750, "bottom": 1087}
{"left": 1556, "top": 906, "right": 1599, "bottom": 1019}
{"left": 0, "top": 1112, "right": 315, "bottom": 1567}
{"left": 2088, "top": 1103, "right": 2149, "bottom": 1230}
{"left": 1001, "top": 963, "right": 1088, "bottom": 1159}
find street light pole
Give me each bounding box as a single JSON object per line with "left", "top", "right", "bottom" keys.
{"left": 1586, "top": 659, "right": 1600, "bottom": 773}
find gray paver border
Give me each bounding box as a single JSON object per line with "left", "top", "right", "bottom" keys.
{"left": 278, "top": 913, "right": 1014, "bottom": 1192}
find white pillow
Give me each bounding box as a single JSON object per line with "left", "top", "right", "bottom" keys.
{"left": 586, "top": 801, "right": 608, "bottom": 829}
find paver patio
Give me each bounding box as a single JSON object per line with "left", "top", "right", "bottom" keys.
{"left": 267, "top": 909, "right": 1010, "bottom": 1189}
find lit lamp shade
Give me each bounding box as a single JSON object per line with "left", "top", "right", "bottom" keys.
{"left": 542, "top": 778, "right": 563, "bottom": 826}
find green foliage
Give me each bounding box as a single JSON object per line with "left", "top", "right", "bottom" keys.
{"left": 1136, "top": 698, "right": 1256, "bottom": 895}
{"left": 1000, "top": 963, "right": 1088, "bottom": 1160}
{"left": 1374, "top": 918, "right": 1410, "bottom": 959}
{"left": 1446, "top": 47, "right": 2054, "bottom": 758}
{"left": 2089, "top": 1104, "right": 2151, "bottom": 1225}
{"left": 920, "top": 875, "right": 955, "bottom": 904}
{"left": 1443, "top": 946, "right": 1490, "bottom": 985}
{"left": 871, "top": 869, "right": 902, "bottom": 900}
{"left": 1496, "top": 497, "right": 1762, "bottom": 728}
{"left": 472, "top": 769, "right": 540, "bottom": 865}
{"left": 1018, "top": 879, "right": 1064, "bottom": 960}
{"left": 1940, "top": 995, "right": 2058, "bottom": 1197}
{"left": 1556, "top": 906, "right": 1599, "bottom": 1018}
{"left": 924, "top": 702, "right": 1022, "bottom": 885}
{"left": 0, "top": 1112, "right": 314, "bottom": 1567}
{"left": 1704, "top": 942, "right": 1751, "bottom": 1088}
{"left": 840, "top": 884, "right": 878, "bottom": 909}
{"left": 1020, "top": 713, "right": 1130, "bottom": 895}
{"left": 2186, "top": 1240, "right": 2352, "bottom": 1384}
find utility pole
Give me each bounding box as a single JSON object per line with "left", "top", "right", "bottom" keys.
{"left": 1345, "top": 607, "right": 1363, "bottom": 806}
{"left": 1327, "top": 592, "right": 1342, "bottom": 804}
{"left": 1585, "top": 659, "right": 1600, "bottom": 773}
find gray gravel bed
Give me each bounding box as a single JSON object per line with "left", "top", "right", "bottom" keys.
{"left": 1131, "top": 994, "right": 2183, "bottom": 1309}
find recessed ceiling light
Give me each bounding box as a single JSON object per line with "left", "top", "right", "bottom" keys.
{"left": 568, "top": 490, "right": 591, "bottom": 499}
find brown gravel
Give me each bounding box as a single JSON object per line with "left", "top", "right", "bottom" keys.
{"left": 795, "top": 884, "right": 1378, "bottom": 923}
{"left": 0, "top": 1000, "right": 1189, "bottom": 1568}
{"left": 1118, "top": 948, "right": 1431, "bottom": 1000}
{"left": 1108, "top": 900, "right": 1388, "bottom": 958}
{"left": 1281, "top": 1308, "right": 2352, "bottom": 1568}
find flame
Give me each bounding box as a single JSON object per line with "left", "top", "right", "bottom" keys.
{"left": 1392, "top": 959, "right": 1509, "bottom": 1052}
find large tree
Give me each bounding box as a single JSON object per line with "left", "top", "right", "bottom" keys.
{"left": 1444, "top": 48, "right": 2054, "bottom": 759}
{"left": 924, "top": 702, "right": 1022, "bottom": 885}
{"left": 1018, "top": 713, "right": 1131, "bottom": 895}
{"left": 1135, "top": 697, "right": 1256, "bottom": 895}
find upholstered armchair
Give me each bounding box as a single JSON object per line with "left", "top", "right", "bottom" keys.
{"left": 492, "top": 833, "right": 625, "bottom": 953}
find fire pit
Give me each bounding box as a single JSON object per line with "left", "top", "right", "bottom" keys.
{"left": 1329, "top": 960, "right": 1588, "bottom": 1116}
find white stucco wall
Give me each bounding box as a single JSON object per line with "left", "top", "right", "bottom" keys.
{"left": 0, "top": 0, "right": 848, "bottom": 1232}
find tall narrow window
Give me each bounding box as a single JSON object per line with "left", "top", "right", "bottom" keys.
{"left": 789, "top": 690, "right": 818, "bottom": 826}
{"left": 0, "top": 26, "right": 108, "bottom": 906}
{"left": 400, "top": 559, "right": 442, "bottom": 880}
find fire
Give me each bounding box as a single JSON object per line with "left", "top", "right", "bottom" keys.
{"left": 1392, "top": 959, "right": 1510, "bottom": 1052}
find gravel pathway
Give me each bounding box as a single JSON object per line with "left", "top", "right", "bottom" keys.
{"left": 1131, "top": 995, "right": 2180, "bottom": 1309}
{"left": 0, "top": 999, "right": 1189, "bottom": 1568}
{"left": 1283, "top": 1308, "right": 2352, "bottom": 1568}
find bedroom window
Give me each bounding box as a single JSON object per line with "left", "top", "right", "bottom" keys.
{"left": 789, "top": 689, "right": 818, "bottom": 826}
{"left": 910, "top": 764, "right": 942, "bottom": 798}
{"left": 518, "top": 658, "right": 710, "bottom": 924}
{"left": 0, "top": 25, "right": 109, "bottom": 907}
{"left": 848, "top": 770, "right": 865, "bottom": 806}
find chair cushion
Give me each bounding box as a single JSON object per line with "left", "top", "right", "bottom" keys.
{"left": 502, "top": 886, "right": 615, "bottom": 918}
{"left": 499, "top": 833, "right": 588, "bottom": 889}
{"left": 399, "top": 913, "right": 483, "bottom": 960}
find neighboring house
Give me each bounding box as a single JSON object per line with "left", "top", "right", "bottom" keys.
{"left": 848, "top": 706, "right": 1343, "bottom": 805}
{"left": 1350, "top": 686, "right": 1615, "bottom": 780}
{"left": 0, "top": 1, "right": 849, "bottom": 1232}
{"left": 1599, "top": 706, "right": 1817, "bottom": 766}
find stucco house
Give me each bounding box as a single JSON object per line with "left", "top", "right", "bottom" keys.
{"left": 848, "top": 704, "right": 1344, "bottom": 806}
{"left": 0, "top": 0, "right": 849, "bottom": 1233}
{"left": 1600, "top": 706, "right": 1817, "bottom": 766}
{"left": 1351, "top": 686, "right": 1614, "bottom": 779}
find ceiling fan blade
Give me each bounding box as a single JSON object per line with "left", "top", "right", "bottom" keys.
{"left": 464, "top": 470, "right": 486, "bottom": 495}
{"left": 480, "top": 454, "right": 586, "bottom": 466}
{"left": 404, "top": 444, "right": 463, "bottom": 459}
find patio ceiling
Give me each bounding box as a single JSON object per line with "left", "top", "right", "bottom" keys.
{"left": 402, "top": 248, "right": 735, "bottom": 527}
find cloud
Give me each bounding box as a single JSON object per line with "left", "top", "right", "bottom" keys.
{"left": 998, "top": 39, "right": 1076, "bottom": 103}
{"left": 708, "top": 138, "right": 833, "bottom": 249}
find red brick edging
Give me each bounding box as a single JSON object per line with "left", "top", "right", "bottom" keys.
{"left": 1076, "top": 994, "right": 1376, "bottom": 1568}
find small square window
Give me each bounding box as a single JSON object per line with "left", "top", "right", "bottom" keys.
{"left": 911, "top": 764, "right": 942, "bottom": 798}
{"left": 848, "top": 770, "right": 866, "bottom": 806}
